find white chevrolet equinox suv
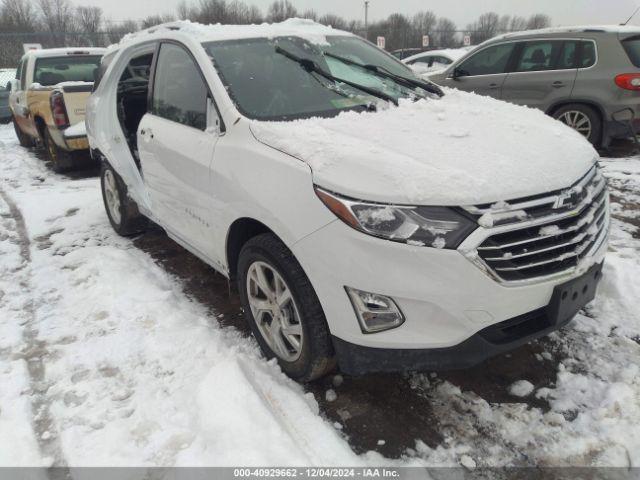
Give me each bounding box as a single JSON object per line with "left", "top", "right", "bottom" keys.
{"left": 86, "top": 20, "right": 609, "bottom": 381}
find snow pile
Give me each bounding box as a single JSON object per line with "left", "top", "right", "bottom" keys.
{"left": 251, "top": 89, "right": 598, "bottom": 206}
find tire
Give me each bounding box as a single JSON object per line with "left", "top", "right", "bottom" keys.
{"left": 100, "top": 161, "right": 147, "bottom": 236}
{"left": 552, "top": 104, "right": 602, "bottom": 147}
{"left": 238, "top": 233, "right": 336, "bottom": 381}
{"left": 12, "top": 116, "right": 33, "bottom": 148}
{"left": 43, "top": 128, "right": 72, "bottom": 173}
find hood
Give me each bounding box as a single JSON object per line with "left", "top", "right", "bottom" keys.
{"left": 250, "top": 89, "right": 598, "bottom": 206}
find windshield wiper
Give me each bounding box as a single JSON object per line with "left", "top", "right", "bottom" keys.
{"left": 323, "top": 51, "right": 444, "bottom": 97}
{"left": 275, "top": 46, "right": 397, "bottom": 106}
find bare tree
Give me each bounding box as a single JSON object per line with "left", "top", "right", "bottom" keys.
{"left": 197, "top": 0, "right": 228, "bottom": 24}
{"left": 412, "top": 11, "right": 436, "bottom": 35}
{"left": 300, "top": 9, "right": 317, "bottom": 21}
{"left": 266, "top": 0, "right": 296, "bottom": 23}
{"left": 140, "top": 13, "right": 175, "bottom": 29}
{"left": 105, "top": 18, "right": 138, "bottom": 44}
{"left": 527, "top": 13, "right": 551, "bottom": 30}
{"left": 38, "top": 0, "right": 75, "bottom": 32}
{"left": 176, "top": 1, "right": 193, "bottom": 20}
{"left": 412, "top": 11, "right": 436, "bottom": 47}
{"left": 2, "top": 0, "right": 37, "bottom": 30}
{"left": 435, "top": 17, "right": 457, "bottom": 47}
{"left": 76, "top": 5, "right": 101, "bottom": 32}
{"left": 246, "top": 4, "right": 262, "bottom": 23}
{"left": 467, "top": 12, "right": 500, "bottom": 43}
{"left": 509, "top": 15, "right": 528, "bottom": 31}
{"left": 318, "top": 13, "right": 348, "bottom": 30}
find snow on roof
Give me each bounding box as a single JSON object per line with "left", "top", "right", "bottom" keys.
{"left": 113, "top": 18, "right": 353, "bottom": 50}
{"left": 22, "top": 47, "right": 106, "bottom": 60}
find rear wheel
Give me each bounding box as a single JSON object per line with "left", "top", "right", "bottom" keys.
{"left": 238, "top": 233, "right": 336, "bottom": 381}
{"left": 12, "top": 116, "right": 32, "bottom": 147}
{"left": 43, "top": 128, "right": 72, "bottom": 173}
{"left": 100, "top": 162, "right": 147, "bottom": 236}
{"left": 552, "top": 104, "right": 602, "bottom": 146}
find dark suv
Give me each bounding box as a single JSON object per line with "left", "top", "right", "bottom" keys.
{"left": 428, "top": 26, "right": 640, "bottom": 147}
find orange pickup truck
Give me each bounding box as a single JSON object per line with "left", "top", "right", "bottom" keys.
{"left": 8, "top": 47, "right": 105, "bottom": 172}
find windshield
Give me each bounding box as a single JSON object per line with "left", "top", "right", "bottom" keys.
{"left": 203, "top": 35, "right": 432, "bottom": 121}
{"left": 33, "top": 55, "right": 102, "bottom": 86}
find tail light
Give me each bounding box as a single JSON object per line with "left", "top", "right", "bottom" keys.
{"left": 614, "top": 73, "right": 640, "bottom": 91}
{"left": 50, "top": 91, "right": 69, "bottom": 128}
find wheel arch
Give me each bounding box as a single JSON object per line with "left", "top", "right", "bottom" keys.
{"left": 546, "top": 99, "right": 606, "bottom": 144}
{"left": 226, "top": 217, "right": 278, "bottom": 282}
{"left": 33, "top": 115, "right": 47, "bottom": 140}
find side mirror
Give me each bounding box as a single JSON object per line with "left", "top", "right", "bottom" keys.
{"left": 452, "top": 67, "right": 468, "bottom": 80}
{"left": 8, "top": 79, "right": 18, "bottom": 92}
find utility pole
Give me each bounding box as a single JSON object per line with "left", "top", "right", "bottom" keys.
{"left": 364, "top": 1, "right": 369, "bottom": 40}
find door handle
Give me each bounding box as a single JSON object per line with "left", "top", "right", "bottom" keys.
{"left": 488, "top": 83, "right": 500, "bottom": 89}
{"left": 552, "top": 81, "right": 565, "bottom": 88}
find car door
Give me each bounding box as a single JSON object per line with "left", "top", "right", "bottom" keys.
{"left": 501, "top": 39, "right": 579, "bottom": 110}
{"left": 137, "top": 41, "right": 223, "bottom": 261}
{"left": 438, "top": 42, "right": 516, "bottom": 99}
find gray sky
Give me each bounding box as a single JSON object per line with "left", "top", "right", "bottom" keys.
{"left": 93, "top": 0, "right": 640, "bottom": 27}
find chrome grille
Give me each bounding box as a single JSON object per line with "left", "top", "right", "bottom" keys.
{"left": 463, "top": 166, "right": 610, "bottom": 284}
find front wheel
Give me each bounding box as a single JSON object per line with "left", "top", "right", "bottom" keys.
{"left": 100, "top": 162, "right": 147, "bottom": 236}
{"left": 238, "top": 233, "right": 336, "bottom": 381}
{"left": 553, "top": 104, "right": 602, "bottom": 146}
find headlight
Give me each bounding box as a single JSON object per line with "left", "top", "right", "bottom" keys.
{"left": 315, "top": 187, "right": 477, "bottom": 249}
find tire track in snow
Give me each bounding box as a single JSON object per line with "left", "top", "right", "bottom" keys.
{"left": 0, "top": 185, "right": 68, "bottom": 470}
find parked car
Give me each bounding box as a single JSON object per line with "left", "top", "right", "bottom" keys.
{"left": 391, "top": 47, "right": 426, "bottom": 60}
{"left": 8, "top": 47, "right": 105, "bottom": 171}
{"left": 403, "top": 48, "right": 469, "bottom": 76}
{"left": 428, "top": 26, "right": 640, "bottom": 148}
{"left": 0, "top": 68, "right": 16, "bottom": 123}
{"left": 87, "top": 20, "right": 609, "bottom": 381}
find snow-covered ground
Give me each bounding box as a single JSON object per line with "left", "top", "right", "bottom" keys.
{"left": 0, "top": 123, "right": 639, "bottom": 467}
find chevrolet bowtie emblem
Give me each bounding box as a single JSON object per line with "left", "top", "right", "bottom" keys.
{"left": 553, "top": 190, "right": 579, "bottom": 209}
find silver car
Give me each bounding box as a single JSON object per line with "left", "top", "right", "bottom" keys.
{"left": 428, "top": 26, "right": 640, "bottom": 147}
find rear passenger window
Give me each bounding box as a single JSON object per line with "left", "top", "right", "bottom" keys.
{"left": 558, "top": 41, "right": 578, "bottom": 69}
{"left": 151, "top": 43, "right": 208, "bottom": 130}
{"left": 579, "top": 41, "right": 596, "bottom": 68}
{"left": 515, "top": 41, "right": 563, "bottom": 72}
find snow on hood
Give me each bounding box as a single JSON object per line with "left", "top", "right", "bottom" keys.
{"left": 250, "top": 89, "right": 598, "bottom": 206}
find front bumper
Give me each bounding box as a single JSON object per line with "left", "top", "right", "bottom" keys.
{"left": 333, "top": 262, "right": 602, "bottom": 375}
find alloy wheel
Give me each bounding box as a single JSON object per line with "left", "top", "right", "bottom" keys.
{"left": 246, "top": 260, "right": 304, "bottom": 362}
{"left": 558, "top": 110, "right": 592, "bottom": 139}
{"left": 103, "top": 170, "right": 122, "bottom": 225}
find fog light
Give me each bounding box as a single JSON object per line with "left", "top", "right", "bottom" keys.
{"left": 345, "top": 287, "right": 405, "bottom": 333}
